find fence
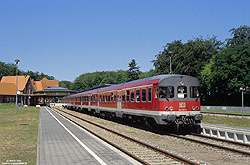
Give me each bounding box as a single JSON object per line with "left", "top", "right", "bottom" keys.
{"left": 201, "top": 106, "right": 250, "bottom": 113}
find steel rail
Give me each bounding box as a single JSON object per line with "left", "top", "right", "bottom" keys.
{"left": 190, "top": 133, "right": 250, "bottom": 148}
{"left": 53, "top": 107, "right": 199, "bottom": 165}
{"left": 170, "top": 134, "right": 250, "bottom": 156}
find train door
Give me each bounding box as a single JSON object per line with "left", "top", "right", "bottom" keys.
{"left": 88, "top": 96, "right": 91, "bottom": 106}
{"left": 117, "top": 90, "right": 121, "bottom": 110}
{"left": 116, "top": 90, "right": 122, "bottom": 118}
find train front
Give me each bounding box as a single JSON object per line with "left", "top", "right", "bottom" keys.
{"left": 158, "top": 75, "right": 203, "bottom": 132}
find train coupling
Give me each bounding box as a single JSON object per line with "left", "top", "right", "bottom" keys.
{"left": 166, "top": 115, "right": 176, "bottom": 122}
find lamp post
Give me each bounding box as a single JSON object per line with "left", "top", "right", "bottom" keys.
{"left": 240, "top": 87, "right": 245, "bottom": 119}
{"left": 15, "top": 59, "right": 20, "bottom": 112}
{"left": 168, "top": 51, "right": 173, "bottom": 74}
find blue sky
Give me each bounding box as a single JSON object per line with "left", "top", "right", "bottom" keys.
{"left": 0, "top": 0, "right": 249, "bottom": 81}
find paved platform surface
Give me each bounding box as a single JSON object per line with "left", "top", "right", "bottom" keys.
{"left": 37, "top": 106, "right": 139, "bottom": 165}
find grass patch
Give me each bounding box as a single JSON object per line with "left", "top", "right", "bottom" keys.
{"left": 0, "top": 103, "right": 39, "bottom": 164}
{"left": 202, "top": 115, "right": 250, "bottom": 128}
{"left": 202, "top": 110, "right": 250, "bottom": 115}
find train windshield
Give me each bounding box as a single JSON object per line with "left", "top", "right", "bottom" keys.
{"left": 177, "top": 86, "right": 187, "bottom": 98}
{"left": 159, "top": 86, "right": 174, "bottom": 99}
{"left": 190, "top": 86, "right": 199, "bottom": 98}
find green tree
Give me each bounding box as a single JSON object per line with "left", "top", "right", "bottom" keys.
{"left": 0, "top": 62, "right": 19, "bottom": 79}
{"left": 226, "top": 25, "right": 250, "bottom": 47}
{"left": 152, "top": 37, "right": 222, "bottom": 79}
{"left": 201, "top": 41, "right": 250, "bottom": 105}
{"left": 127, "top": 59, "right": 140, "bottom": 81}
{"left": 59, "top": 80, "right": 72, "bottom": 89}
{"left": 71, "top": 70, "right": 129, "bottom": 91}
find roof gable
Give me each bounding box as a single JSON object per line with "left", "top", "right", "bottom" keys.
{"left": 0, "top": 75, "right": 30, "bottom": 91}
{"left": 34, "top": 78, "right": 59, "bottom": 91}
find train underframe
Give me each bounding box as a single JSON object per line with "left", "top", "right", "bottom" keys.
{"left": 64, "top": 105, "right": 202, "bottom": 133}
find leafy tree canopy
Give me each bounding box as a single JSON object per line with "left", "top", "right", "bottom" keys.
{"left": 152, "top": 37, "right": 222, "bottom": 79}
{"left": 226, "top": 25, "right": 250, "bottom": 47}
{"left": 0, "top": 61, "right": 54, "bottom": 81}
{"left": 71, "top": 70, "right": 128, "bottom": 91}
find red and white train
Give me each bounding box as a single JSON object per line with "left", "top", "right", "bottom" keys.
{"left": 62, "top": 74, "right": 203, "bottom": 132}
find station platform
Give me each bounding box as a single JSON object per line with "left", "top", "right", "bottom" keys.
{"left": 37, "top": 106, "right": 139, "bottom": 165}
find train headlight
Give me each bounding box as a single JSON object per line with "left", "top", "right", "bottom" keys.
{"left": 196, "top": 106, "right": 199, "bottom": 110}
{"left": 192, "top": 106, "right": 195, "bottom": 111}
{"left": 170, "top": 107, "right": 173, "bottom": 111}
{"left": 165, "top": 107, "right": 169, "bottom": 111}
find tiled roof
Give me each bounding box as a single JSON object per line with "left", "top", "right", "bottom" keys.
{"left": 0, "top": 82, "right": 16, "bottom": 95}
{"left": 35, "top": 86, "right": 76, "bottom": 93}
{"left": 34, "top": 78, "right": 59, "bottom": 91}
{"left": 0, "top": 75, "right": 30, "bottom": 91}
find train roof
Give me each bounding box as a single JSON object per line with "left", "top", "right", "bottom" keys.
{"left": 65, "top": 74, "right": 194, "bottom": 98}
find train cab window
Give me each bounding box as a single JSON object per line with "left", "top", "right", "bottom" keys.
{"left": 142, "top": 89, "right": 146, "bottom": 102}
{"left": 190, "top": 86, "right": 199, "bottom": 98}
{"left": 126, "top": 90, "right": 130, "bottom": 102}
{"left": 148, "top": 87, "right": 152, "bottom": 102}
{"left": 177, "top": 86, "right": 187, "bottom": 98}
{"left": 155, "top": 87, "right": 159, "bottom": 98}
{"left": 131, "top": 91, "right": 135, "bottom": 102}
{"left": 159, "top": 86, "right": 174, "bottom": 99}
{"left": 136, "top": 89, "right": 140, "bottom": 102}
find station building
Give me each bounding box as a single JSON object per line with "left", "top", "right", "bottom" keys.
{"left": 0, "top": 76, "right": 75, "bottom": 105}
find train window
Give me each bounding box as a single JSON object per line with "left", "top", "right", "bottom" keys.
{"left": 114, "top": 95, "right": 117, "bottom": 102}
{"left": 148, "top": 87, "right": 152, "bottom": 102}
{"left": 142, "top": 89, "right": 146, "bottom": 102}
{"left": 177, "top": 86, "right": 187, "bottom": 98}
{"left": 131, "top": 91, "right": 135, "bottom": 102}
{"left": 111, "top": 93, "right": 113, "bottom": 102}
{"left": 100, "top": 95, "right": 102, "bottom": 102}
{"left": 126, "top": 90, "right": 130, "bottom": 102}
{"left": 108, "top": 95, "right": 110, "bottom": 102}
{"left": 190, "top": 86, "right": 199, "bottom": 98}
{"left": 159, "top": 86, "right": 174, "bottom": 99}
{"left": 136, "top": 89, "right": 140, "bottom": 102}
{"left": 155, "top": 87, "right": 159, "bottom": 98}
{"left": 122, "top": 95, "right": 125, "bottom": 102}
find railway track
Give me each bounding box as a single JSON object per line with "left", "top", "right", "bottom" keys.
{"left": 51, "top": 107, "right": 199, "bottom": 165}
{"left": 170, "top": 133, "right": 250, "bottom": 156}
